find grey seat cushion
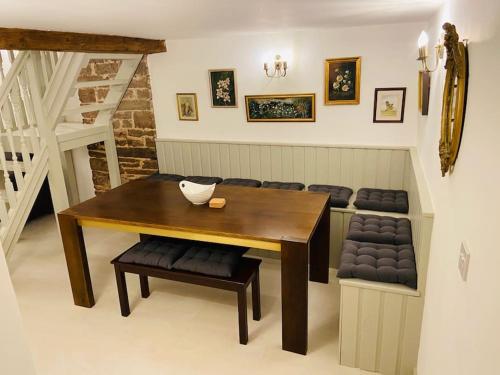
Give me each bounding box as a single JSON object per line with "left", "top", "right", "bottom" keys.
{"left": 337, "top": 240, "right": 417, "bottom": 289}
{"left": 261, "top": 181, "right": 305, "bottom": 191}
{"left": 221, "top": 178, "right": 262, "bottom": 188}
{"left": 148, "top": 173, "right": 185, "bottom": 182}
{"left": 172, "top": 245, "right": 247, "bottom": 277}
{"left": 185, "top": 176, "right": 223, "bottom": 185}
{"left": 308, "top": 184, "right": 353, "bottom": 208}
{"left": 119, "top": 238, "right": 191, "bottom": 269}
{"left": 354, "top": 188, "right": 409, "bottom": 213}
{"left": 346, "top": 214, "right": 412, "bottom": 245}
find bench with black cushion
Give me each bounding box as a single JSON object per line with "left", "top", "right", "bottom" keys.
{"left": 354, "top": 188, "right": 409, "bottom": 213}
{"left": 111, "top": 238, "right": 261, "bottom": 345}
{"left": 147, "top": 173, "right": 186, "bottom": 182}
{"left": 185, "top": 175, "right": 223, "bottom": 185}
{"left": 261, "top": 181, "right": 305, "bottom": 191}
{"left": 221, "top": 178, "right": 262, "bottom": 188}
{"left": 337, "top": 240, "right": 417, "bottom": 289}
{"left": 346, "top": 214, "right": 412, "bottom": 245}
{"left": 308, "top": 184, "right": 353, "bottom": 208}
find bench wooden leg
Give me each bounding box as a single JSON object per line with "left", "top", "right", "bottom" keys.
{"left": 252, "top": 270, "right": 261, "bottom": 321}
{"left": 139, "top": 275, "right": 150, "bottom": 298}
{"left": 237, "top": 288, "right": 248, "bottom": 345}
{"left": 114, "top": 265, "right": 130, "bottom": 317}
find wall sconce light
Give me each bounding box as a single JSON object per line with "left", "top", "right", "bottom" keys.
{"left": 264, "top": 55, "right": 287, "bottom": 78}
{"left": 417, "top": 31, "right": 445, "bottom": 72}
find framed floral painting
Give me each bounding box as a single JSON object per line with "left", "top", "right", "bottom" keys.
{"left": 373, "top": 87, "right": 406, "bottom": 123}
{"left": 176, "top": 93, "right": 199, "bottom": 121}
{"left": 209, "top": 69, "right": 237, "bottom": 107}
{"left": 324, "top": 57, "right": 361, "bottom": 105}
{"left": 245, "top": 94, "right": 315, "bottom": 122}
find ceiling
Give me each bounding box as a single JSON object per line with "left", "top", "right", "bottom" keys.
{"left": 0, "top": 0, "right": 444, "bottom": 39}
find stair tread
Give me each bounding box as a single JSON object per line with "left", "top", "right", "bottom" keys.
{"left": 74, "top": 79, "right": 129, "bottom": 89}
{"left": 62, "top": 102, "right": 118, "bottom": 115}
{"left": 55, "top": 122, "right": 108, "bottom": 135}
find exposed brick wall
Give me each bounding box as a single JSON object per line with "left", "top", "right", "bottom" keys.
{"left": 78, "top": 57, "right": 158, "bottom": 193}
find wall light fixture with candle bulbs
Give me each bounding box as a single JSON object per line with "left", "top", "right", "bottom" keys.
{"left": 417, "top": 30, "right": 445, "bottom": 72}
{"left": 264, "top": 54, "right": 288, "bottom": 78}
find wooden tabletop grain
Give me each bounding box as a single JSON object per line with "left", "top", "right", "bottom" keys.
{"left": 61, "top": 180, "right": 330, "bottom": 244}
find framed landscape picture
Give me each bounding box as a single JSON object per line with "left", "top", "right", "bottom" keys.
{"left": 209, "top": 69, "right": 237, "bottom": 107}
{"left": 373, "top": 87, "right": 406, "bottom": 123}
{"left": 176, "top": 93, "right": 199, "bottom": 121}
{"left": 245, "top": 94, "right": 316, "bottom": 122}
{"left": 324, "top": 57, "right": 361, "bottom": 105}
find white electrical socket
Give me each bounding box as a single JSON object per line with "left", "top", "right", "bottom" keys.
{"left": 458, "top": 241, "right": 470, "bottom": 281}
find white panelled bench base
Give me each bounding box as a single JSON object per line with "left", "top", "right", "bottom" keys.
{"left": 339, "top": 279, "right": 422, "bottom": 375}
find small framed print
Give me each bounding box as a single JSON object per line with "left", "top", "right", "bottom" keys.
{"left": 324, "top": 56, "right": 361, "bottom": 105}
{"left": 176, "top": 93, "right": 199, "bottom": 121}
{"left": 373, "top": 87, "right": 407, "bottom": 123}
{"left": 209, "top": 69, "right": 237, "bottom": 107}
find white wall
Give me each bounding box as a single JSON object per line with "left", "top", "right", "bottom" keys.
{"left": 0, "top": 247, "right": 36, "bottom": 375}
{"left": 149, "top": 23, "right": 424, "bottom": 146}
{"left": 416, "top": 1, "right": 500, "bottom": 374}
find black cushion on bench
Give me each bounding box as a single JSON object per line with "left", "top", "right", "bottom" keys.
{"left": 354, "top": 188, "right": 409, "bottom": 213}
{"left": 148, "top": 173, "right": 186, "bottom": 182}
{"left": 118, "top": 238, "right": 191, "bottom": 270}
{"left": 221, "top": 178, "right": 262, "bottom": 188}
{"left": 172, "top": 245, "right": 248, "bottom": 277}
{"left": 261, "top": 181, "right": 305, "bottom": 191}
{"left": 185, "top": 176, "right": 223, "bottom": 185}
{"left": 337, "top": 240, "right": 417, "bottom": 289}
{"left": 346, "top": 214, "right": 412, "bottom": 245}
{"left": 308, "top": 184, "right": 353, "bottom": 208}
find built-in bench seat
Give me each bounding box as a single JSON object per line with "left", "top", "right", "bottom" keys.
{"left": 111, "top": 237, "right": 261, "bottom": 345}
{"left": 185, "top": 175, "right": 224, "bottom": 185}
{"left": 308, "top": 184, "right": 353, "bottom": 208}
{"left": 221, "top": 178, "right": 262, "bottom": 187}
{"left": 354, "top": 188, "right": 409, "bottom": 214}
{"left": 147, "top": 173, "right": 185, "bottom": 182}
{"left": 346, "top": 214, "right": 412, "bottom": 245}
{"left": 261, "top": 181, "right": 305, "bottom": 191}
{"left": 337, "top": 240, "right": 417, "bottom": 289}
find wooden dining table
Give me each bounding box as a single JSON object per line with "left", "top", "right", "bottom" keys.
{"left": 58, "top": 179, "right": 330, "bottom": 355}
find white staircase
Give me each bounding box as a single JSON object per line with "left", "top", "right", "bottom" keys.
{"left": 0, "top": 49, "right": 143, "bottom": 255}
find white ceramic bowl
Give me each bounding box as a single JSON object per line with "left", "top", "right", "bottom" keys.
{"left": 179, "top": 180, "right": 216, "bottom": 205}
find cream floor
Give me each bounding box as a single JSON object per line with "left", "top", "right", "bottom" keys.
{"left": 8, "top": 215, "right": 377, "bottom": 375}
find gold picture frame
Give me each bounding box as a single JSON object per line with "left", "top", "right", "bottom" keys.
{"left": 324, "top": 57, "right": 361, "bottom": 105}
{"left": 176, "top": 93, "right": 199, "bottom": 121}
{"left": 245, "top": 93, "right": 316, "bottom": 122}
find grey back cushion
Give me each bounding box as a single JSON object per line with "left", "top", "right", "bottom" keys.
{"left": 119, "top": 238, "right": 190, "bottom": 269}
{"left": 261, "top": 181, "right": 305, "bottom": 191}
{"left": 185, "top": 176, "right": 223, "bottom": 185}
{"left": 346, "top": 214, "right": 412, "bottom": 245}
{"left": 337, "top": 240, "right": 417, "bottom": 289}
{"left": 173, "top": 245, "right": 247, "bottom": 277}
{"left": 148, "top": 173, "right": 185, "bottom": 182}
{"left": 221, "top": 178, "right": 262, "bottom": 188}
{"left": 354, "top": 188, "right": 409, "bottom": 213}
{"left": 308, "top": 184, "right": 353, "bottom": 208}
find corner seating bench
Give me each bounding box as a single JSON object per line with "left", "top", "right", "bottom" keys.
{"left": 111, "top": 238, "right": 262, "bottom": 345}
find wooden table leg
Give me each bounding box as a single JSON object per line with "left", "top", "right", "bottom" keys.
{"left": 281, "top": 237, "right": 308, "bottom": 355}
{"left": 58, "top": 213, "right": 95, "bottom": 307}
{"left": 309, "top": 203, "right": 330, "bottom": 284}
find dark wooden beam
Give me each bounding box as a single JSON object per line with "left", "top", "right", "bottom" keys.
{"left": 0, "top": 27, "right": 166, "bottom": 54}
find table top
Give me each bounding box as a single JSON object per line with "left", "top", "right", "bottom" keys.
{"left": 60, "top": 179, "right": 329, "bottom": 244}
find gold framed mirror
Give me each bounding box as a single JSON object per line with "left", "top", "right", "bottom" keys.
{"left": 439, "top": 23, "right": 469, "bottom": 176}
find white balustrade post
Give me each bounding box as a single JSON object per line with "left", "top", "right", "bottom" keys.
{"left": 18, "top": 67, "right": 40, "bottom": 155}
{"left": 26, "top": 53, "right": 70, "bottom": 212}
{"left": 0, "top": 131, "right": 17, "bottom": 207}
{"left": 8, "top": 72, "right": 32, "bottom": 172}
